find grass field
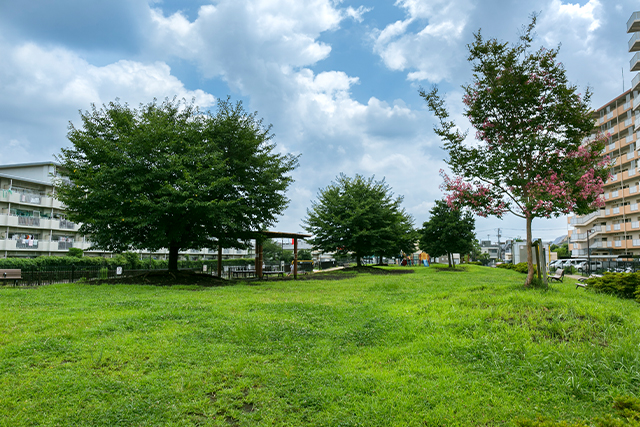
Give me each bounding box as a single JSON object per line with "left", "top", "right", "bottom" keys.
{"left": 0, "top": 265, "right": 639, "bottom": 426}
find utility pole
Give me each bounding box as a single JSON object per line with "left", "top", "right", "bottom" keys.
{"left": 496, "top": 228, "right": 502, "bottom": 261}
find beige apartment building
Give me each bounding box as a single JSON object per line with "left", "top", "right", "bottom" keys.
{"left": 0, "top": 162, "right": 251, "bottom": 259}
{"left": 568, "top": 12, "right": 640, "bottom": 257}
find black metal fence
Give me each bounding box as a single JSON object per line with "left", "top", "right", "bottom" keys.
{"left": 6, "top": 266, "right": 195, "bottom": 287}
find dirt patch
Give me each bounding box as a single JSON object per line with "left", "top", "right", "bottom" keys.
{"left": 432, "top": 266, "right": 467, "bottom": 272}
{"left": 92, "top": 270, "right": 229, "bottom": 286}
{"left": 342, "top": 266, "right": 414, "bottom": 275}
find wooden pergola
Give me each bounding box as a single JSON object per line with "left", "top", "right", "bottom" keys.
{"left": 215, "top": 231, "right": 312, "bottom": 279}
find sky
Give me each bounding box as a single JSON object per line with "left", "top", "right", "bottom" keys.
{"left": 0, "top": 0, "right": 637, "bottom": 244}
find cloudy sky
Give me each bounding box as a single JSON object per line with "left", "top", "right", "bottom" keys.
{"left": 0, "top": 0, "right": 636, "bottom": 243}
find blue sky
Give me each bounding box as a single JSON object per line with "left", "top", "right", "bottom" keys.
{"left": 0, "top": 0, "right": 636, "bottom": 243}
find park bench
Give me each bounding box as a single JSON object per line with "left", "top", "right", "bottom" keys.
{"left": 576, "top": 278, "right": 587, "bottom": 289}
{"left": 0, "top": 269, "right": 22, "bottom": 286}
{"left": 262, "top": 270, "right": 285, "bottom": 279}
{"left": 231, "top": 269, "right": 256, "bottom": 279}
{"left": 576, "top": 273, "right": 601, "bottom": 289}
{"left": 548, "top": 268, "right": 564, "bottom": 283}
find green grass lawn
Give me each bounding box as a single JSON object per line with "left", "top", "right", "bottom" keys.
{"left": 0, "top": 265, "right": 638, "bottom": 426}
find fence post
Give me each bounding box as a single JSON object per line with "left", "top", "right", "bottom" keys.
{"left": 71, "top": 264, "right": 75, "bottom": 283}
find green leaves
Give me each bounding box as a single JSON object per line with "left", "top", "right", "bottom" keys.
{"left": 56, "top": 97, "right": 298, "bottom": 268}
{"left": 303, "top": 174, "right": 417, "bottom": 265}
{"left": 419, "top": 200, "right": 476, "bottom": 266}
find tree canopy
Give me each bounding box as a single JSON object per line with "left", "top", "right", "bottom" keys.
{"left": 420, "top": 17, "right": 609, "bottom": 285}
{"left": 56, "top": 97, "right": 298, "bottom": 270}
{"left": 419, "top": 200, "right": 476, "bottom": 268}
{"left": 303, "top": 174, "right": 417, "bottom": 266}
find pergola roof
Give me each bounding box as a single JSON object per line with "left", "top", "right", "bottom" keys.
{"left": 261, "top": 231, "right": 311, "bottom": 239}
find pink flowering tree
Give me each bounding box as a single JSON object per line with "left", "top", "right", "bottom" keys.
{"left": 420, "top": 17, "right": 610, "bottom": 286}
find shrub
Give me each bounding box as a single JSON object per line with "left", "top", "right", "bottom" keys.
{"left": 516, "top": 395, "right": 640, "bottom": 426}
{"left": 67, "top": 248, "right": 84, "bottom": 258}
{"left": 585, "top": 272, "right": 640, "bottom": 300}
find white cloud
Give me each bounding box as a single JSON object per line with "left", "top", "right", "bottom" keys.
{"left": 371, "top": 0, "right": 475, "bottom": 82}
{"left": 0, "top": 39, "right": 215, "bottom": 164}
{"left": 537, "top": 0, "right": 602, "bottom": 49}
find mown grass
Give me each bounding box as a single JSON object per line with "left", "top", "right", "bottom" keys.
{"left": 0, "top": 265, "right": 638, "bottom": 426}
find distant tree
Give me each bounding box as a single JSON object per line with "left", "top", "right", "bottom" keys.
{"left": 421, "top": 16, "right": 609, "bottom": 285}
{"left": 57, "top": 98, "right": 298, "bottom": 271}
{"left": 419, "top": 200, "right": 476, "bottom": 268}
{"left": 303, "top": 174, "right": 417, "bottom": 267}
{"left": 551, "top": 242, "right": 569, "bottom": 258}
{"left": 297, "top": 249, "right": 313, "bottom": 260}
{"left": 470, "top": 239, "right": 483, "bottom": 261}
{"left": 67, "top": 248, "right": 83, "bottom": 258}
{"left": 262, "top": 239, "right": 285, "bottom": 262}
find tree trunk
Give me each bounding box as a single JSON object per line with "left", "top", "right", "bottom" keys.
{"left": 525, "top": 214, "right": 534, "bottom": 287}
{"left": 356, "top": 255, "right": 362, "bottom": 267}
{"left": 168, "top": 242, "right": 179, "bottom": 272}
{"left": 448, "top": 253, "right": 453, "bottom": 268}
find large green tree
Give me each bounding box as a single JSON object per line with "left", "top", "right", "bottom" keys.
{"left": 419, "top": 200, "right": 476, "bottom": 268}
{"left": 56, "top": 97, "right": 298, "bottom": 271}
{"left": 421, "top": 17, "right": 609, "bottom": 285}
{"left": 303, "top": 174, "right": 417, "bottom": 266}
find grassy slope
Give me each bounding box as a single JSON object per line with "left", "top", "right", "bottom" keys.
{"left": 0, "top": 266, "right": 638, "bottom": 426}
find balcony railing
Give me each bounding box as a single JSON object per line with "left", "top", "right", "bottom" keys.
{"left": 17, "top": 193, "right": 43, "bottom": 205}
{"left": 59, "top": 219, "right": 76, "bottom": 230}
{"left": 15, "top": 240, "right": 39, "bottom": 249}
{"left": 58, "top": 241, "right": 74, "bottom": 250}
{"left": 570, "top": 210, "right": 602, "bottom": 225}
{"left": 628, "top": 11, "right": 640, "bottom": 33}
{"left": 631, "top": 52, "right": 640, "bottom": 72}
{"left": 634, "top": 73, "right": 640, "bottom": 92}
{"left": 17, "top": 216, "right": 41, "bottom": 226}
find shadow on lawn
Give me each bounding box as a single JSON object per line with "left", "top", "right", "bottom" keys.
{"left": 89, "top": 265, "right": 415, "bottom": 286}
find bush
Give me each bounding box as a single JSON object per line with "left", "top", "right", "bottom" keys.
{"left": 67, "top": 248, "right": 84, "bottom": 258}
{"left": 516, "top": 395, "right": 640, "bottom": 426}
{"left": 586, "top": 272, "right": 640, "bottom": 300}
{"left": 0, "top": 255, "right": 256, "bottom": 271}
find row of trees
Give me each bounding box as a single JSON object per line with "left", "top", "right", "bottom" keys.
{"left": 56, "top": 18, "right": 604, "bottom": 279}
{"left": 56, "top": 96, "right": 474, "bottom": 271}
{"left": 57, "top": 98, "right": 298, "bottom": 271}
{"left": 303, "top": 174, "right": 478, "bottom": 267}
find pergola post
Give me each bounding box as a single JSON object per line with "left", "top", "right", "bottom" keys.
{"left": 254, "top": 240, "right": 263, "bottom": 279}
{"left": 293, "top": 238, "right": 298, "bottom": 279}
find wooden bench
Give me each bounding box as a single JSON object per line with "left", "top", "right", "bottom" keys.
{"left": 0, "top": 269, "right": 22, "bottom": 286}
{"left": 548, "top": 268, "right": 564, "bottom": 283}
{"left": 231, "top": 270, "right": 256, "bottom": 279}
{"left": 262, "top": 271, "right": 285, "bottom": 279}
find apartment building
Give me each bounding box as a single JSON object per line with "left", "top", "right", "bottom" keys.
{"left": 0, "top": 162, "right": 252, "bottom": 259}
{"left": 568, "top": 12, "right": 640, "bottom": 257}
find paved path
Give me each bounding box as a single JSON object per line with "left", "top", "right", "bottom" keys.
{"left": 313, "top": 266, "right": 345, "bottom": 273}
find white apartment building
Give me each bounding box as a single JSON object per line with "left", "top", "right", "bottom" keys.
{"left": 0, "top": 162, "right": 252, "bottom": 259}
{"left": 568, "top": 12, "right": 640, "bottom": 257}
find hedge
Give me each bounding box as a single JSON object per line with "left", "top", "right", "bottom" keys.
{"left": 585, "top": 272, "right": 640, "bottom": 303}
{"left": 0, "top": 253, "right": 257, "bottom": 271}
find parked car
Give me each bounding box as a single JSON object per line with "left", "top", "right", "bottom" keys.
{"left": 577, "top": 261, "right": 603, "bottom": 272}
{"left": 559, "top": 259, "right": 587, "bottom": 270}
{"left": 549, "top": 260, "right": 563, "bottom": 269}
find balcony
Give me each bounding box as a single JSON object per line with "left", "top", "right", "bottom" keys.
{"left": 15, "top": 239, "right": 39, "bottom": 249}
{"left": 57, "top": 241, "right": 74, "bottom": 250}
{"left": 569, "top": 210, "right": 604, "bottom": 226}
{"left": 631, "top": 52, "right": 640, "bottom": 72}
{"left": 630, "top": 32, "right": 640, "bottom": 52}
{"left": 634, "top": 74, "right": 640, "bottom": 93}
{"left": 628, "top": 11, "right": 640, "bottom": 33}
{"left": 58, "top": 219, "right": 77, "bottom": 230}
